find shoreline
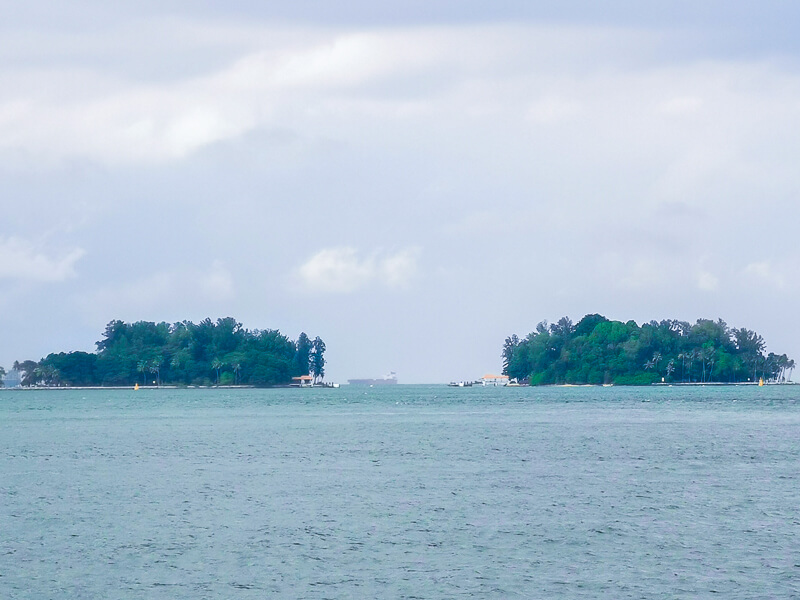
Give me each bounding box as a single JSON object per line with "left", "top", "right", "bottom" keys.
{"left": 1, "top": 381, "right": 796, "bottom": 391}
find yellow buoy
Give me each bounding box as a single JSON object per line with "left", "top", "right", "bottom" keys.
{"left": 758, "top": 378, "right": 764, "bottom": 387}
{"left": 134, "top": 383, "right": 139, "bottom": 391}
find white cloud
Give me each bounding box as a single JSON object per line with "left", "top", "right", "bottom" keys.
{"left": 296, "top": 247, "right": 420, "bottom": 293}
{"left": 0, "top": 237, "right": 84, "bottom": 282}
{"left": 743, "top": 261, "right": 785, "bottom": 289}
{"left": 696, "top": 269, "right": 719, "bottom": 291}
{"left": 594, "top": 252, "right": 724, "bottom": 294}
{"left": 76, "top": 261, "right": 235, "bottom": 315}
{"left": 2, "top": 20, "right": 798, "bottom": 177}
{"left": 378, "top": 248, "right": 421, "bottom": 288}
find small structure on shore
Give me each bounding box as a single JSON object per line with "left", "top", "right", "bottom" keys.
{"left": 481, "top": 374, "right": 509, "bottom": 386}
{"left": 291, "top": 375, "right": 314, "bottom": 388}
{"left": 2, "top": 369, "right": 21, "bottom": 388}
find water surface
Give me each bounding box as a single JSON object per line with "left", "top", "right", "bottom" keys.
{"left": 2, "top": 385, "right": 799, "bottom": 598}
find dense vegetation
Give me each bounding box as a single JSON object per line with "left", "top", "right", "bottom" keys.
{"left": 503, "top": 315, "right": 794, "bottom": 386}
{"left": 11, "top": 318, "right": 326, "bottom": 387}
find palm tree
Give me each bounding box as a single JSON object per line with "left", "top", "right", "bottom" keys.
{"left": 666, "top": 359, "right": 675, "bottom": 381}
{"left": 50, "top": 367, "right": 60, "bottom": 386}
{"left": 170, "top": 356, "right": 181, "bottom": 380}
{"left": 698, "top": 347, "right": 714, "bottom": 383}
{"left": 652, "top": 352, "right": 662, "bottom": 373}
{"left": 232, "top": 363, "right": 241, "bottom": 385}
{"left": 687, "top": 350, "right": 696, "bottom": 382}
{"left": 137, "top": 360, "right": 148, "bottom": 386}
{"left": 706, "top": 348, "right": 716, "bottom": 383}
{"left": 211, "top": 359, "right": 223, "bottom": 385}
{"left": 149, "top": 357, "right": 162, "bottom": 387}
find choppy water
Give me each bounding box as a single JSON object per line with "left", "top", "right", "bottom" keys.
{"left": 1, "top": 385, "right": 799, "bottom": 599}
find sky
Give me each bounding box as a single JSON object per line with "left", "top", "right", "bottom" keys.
{"left": 1, "top": 1, "right": 799, "bottom": 383}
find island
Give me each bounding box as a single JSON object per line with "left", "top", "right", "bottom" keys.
{"left": 502, "top": 315, "right": 794, "bottom": 386}
{"left": 6, "top": 317, "right": 326, "bottom": 388}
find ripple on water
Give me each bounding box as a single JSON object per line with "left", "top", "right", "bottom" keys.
{"left": 1, "top": 385, "right": 800, "bottom": 598}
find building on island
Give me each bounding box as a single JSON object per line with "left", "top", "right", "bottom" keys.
{"left": 481, "top": 374, "right": 509, "bottom": 386}
{"left": 2, "top": 369, "right": 21, "bottom": 388}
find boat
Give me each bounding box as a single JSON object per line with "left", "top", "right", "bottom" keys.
{"left": 348, "top": 372, "right": 398, "bottom": 386}
{"left": 448, "top": 381, "right": 473, "bottom": 387}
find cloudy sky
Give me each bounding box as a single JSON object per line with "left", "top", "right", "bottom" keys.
{"left": 2, "top": 1, "right": 799, "bottom": 382}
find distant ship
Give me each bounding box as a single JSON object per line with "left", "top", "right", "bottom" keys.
{"left": 348, "top": 372, "right": 398, "bottom": 386}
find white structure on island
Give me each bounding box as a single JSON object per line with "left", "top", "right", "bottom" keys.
{"left": 2, "top": 369, "right": 21, "bottom": 388}
{"left": 291, "top": 375, "right": 314, "bottom": 387}
{"left": 481, "top": 374, "right": 509, "bottom": 386}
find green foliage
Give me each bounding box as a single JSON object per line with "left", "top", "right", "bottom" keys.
{"left": 310, "top": 336, "right": 326, "bottom": 383}
{"left": 505, "top": 315, "right": 792, "bottom": 386}
{"left": 293, "top": 332, "right": 312, "bottom": 377}
{"left": 40, "top": 352, "right": 98, "bottom": 386}
{"left": 14, "top": 318, "right": 324, "bottom": 388}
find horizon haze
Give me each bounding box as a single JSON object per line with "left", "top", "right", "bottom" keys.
{"left": 1, "top": 1, "right": 799, "bottom": 383}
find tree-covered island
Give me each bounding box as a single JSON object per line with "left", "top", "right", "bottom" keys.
{"left": 503, "top": 315, "right": 794, "bottom": 386}
{"left": 10, "top": 317, "right": 326, "bottom": 387}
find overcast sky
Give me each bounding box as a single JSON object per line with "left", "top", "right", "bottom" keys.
{"left": 2, "top": 1, "right": 799, "bottom": 383}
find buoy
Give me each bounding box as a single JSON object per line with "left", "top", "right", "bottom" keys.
{"left": 134, "top": 383, "right": 139, "bottom": 391}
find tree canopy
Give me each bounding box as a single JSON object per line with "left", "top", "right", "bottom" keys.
{"left": 13, "top": 318, "right": 325, "bottom": 387}
{"left": 503, "top": 315, "right": 794, "bottom": 386}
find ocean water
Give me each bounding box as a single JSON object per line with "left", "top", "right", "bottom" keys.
{"left": 1, "top": 384, "right": 799, "bottom": 599}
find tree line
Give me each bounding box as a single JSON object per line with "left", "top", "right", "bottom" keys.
{"left": 502, "top": 314, "right": 794, "bottom": 386}
{"left": 8, "top": 317, "right": 326, "bottom": 387}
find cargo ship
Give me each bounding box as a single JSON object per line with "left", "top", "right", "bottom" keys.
{"left": 347, "top": 372, "right": 398, "bottom": 385}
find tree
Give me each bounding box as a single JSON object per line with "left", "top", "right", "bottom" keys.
{"left": 14, "top": 317, "right": 316, "bottom": 388}
{"left": 211, "top": 358, "right": 223, "bottom": 385}
{"left": 137, "top": 360, "right": 149, "bottom": 386}
{"left": 39, "top": 352, "right": 97, "bottom": 386}
{"left": 666, "top": 359, "right": 675, "bottom": 381}
{"left": 16, "top": 360, "right": 39, "bottom": 387}
{"left": 733, "top": 328, "right": 765, "bottom": 381}
{"left": 550, "top": 317, "right": 575, "bottom": 338}
{"left": 652, "top": 352, "right": 662, "bottom": 373}
{"left": 704, "top": 346, "right": 717, "bottom": 382}
{"left": 504, "top": 314, "right": 790, "bottom": 386}
{"left": 310, "top": 337, "right": 326, "bottom": 384}
{"left": 686, "top": 350, "right": 696, "bottom": 382}
{"left": 232, "top": 362, "right": 242, "bottom": 385}
{"left": 502, "top": 335, "right": 520, "bottom": 376}
{"left": 574, "top": 314, "right": 608, "bottom": 337}
{"left": 149, "top": 356, "right": 162, "bottom": 387}
{"left": 293, "top": 332, "right": 312, "bottom": 376}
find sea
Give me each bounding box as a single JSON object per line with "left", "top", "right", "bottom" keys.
{"left": 1, "top": 384, "right": 799, "bottom": 599}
